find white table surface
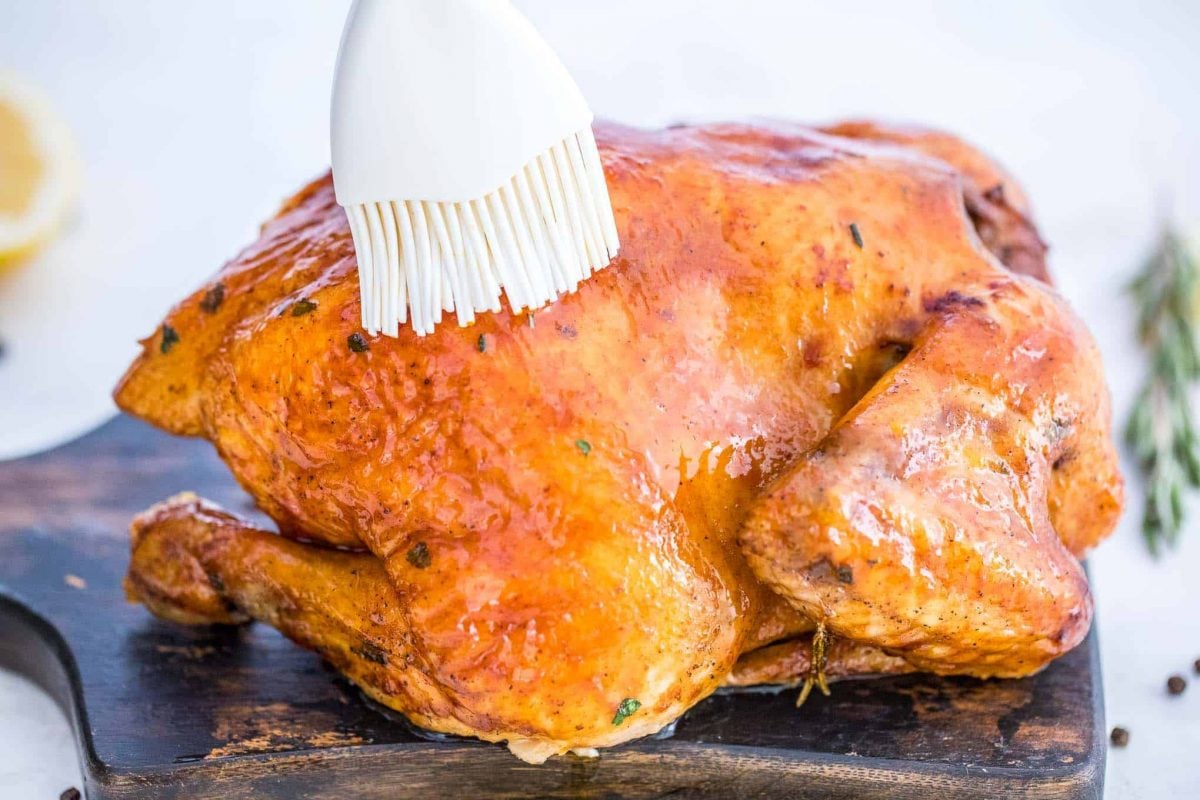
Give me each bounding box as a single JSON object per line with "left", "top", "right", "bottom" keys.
{"left": 2, "top": 2, "right": 1199, "bottom": 797}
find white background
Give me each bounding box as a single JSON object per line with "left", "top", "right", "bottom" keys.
{"left": 2, "top": 1, "right": 1199, "bottom": 797}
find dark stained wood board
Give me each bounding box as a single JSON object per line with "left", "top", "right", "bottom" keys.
{"left": 0, "top": 414, "right": 1105, "bottom": 799}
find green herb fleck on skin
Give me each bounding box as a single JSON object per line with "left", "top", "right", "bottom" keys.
{"left": 477, "top": 334, "right": 487, "bottom": 353}
{"left": 1126, "top": 227, "right": 1200, "bottom": 553}
{"left": 849, "top": 222, "right": 864, "bottom": 249}
{"left": 347, "top": 332, "right": 369, "bottom": 353}
{"left": 160, "top": 324, "right": 180, "bottom": 354}
{"left": 406, "top": 541, "right": 431, "bottom": 569}
{"left": 576, "top": 439, "right": 591, "bottom": 456}
{"left": 612, "top": 698, "right": 641, "bottom": 726}
{"left": 199, "top": 283, "right": 225, "bottom": 314}
{"left": 291, "top": 298, "right": 318, "bottom": 317}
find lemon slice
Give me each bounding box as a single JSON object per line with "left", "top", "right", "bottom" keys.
{"left": 0, "top": 74, "right": 80, "bottom": 266}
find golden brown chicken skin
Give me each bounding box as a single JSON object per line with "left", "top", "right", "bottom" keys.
{"left": 115, "top": 120, "right": 1122, "bottom": 761}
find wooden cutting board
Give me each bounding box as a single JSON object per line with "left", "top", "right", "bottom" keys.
{"left": 0, "top": 414, "right": 1105, "bottom": 799}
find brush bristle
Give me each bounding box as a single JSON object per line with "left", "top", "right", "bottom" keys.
{"left": 344, "top": 126, "right": 620, "bottom": 337}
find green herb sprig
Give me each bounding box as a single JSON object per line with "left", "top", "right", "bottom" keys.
{"left": 1126, "top": 228, "right": 1200, "bottom": 553}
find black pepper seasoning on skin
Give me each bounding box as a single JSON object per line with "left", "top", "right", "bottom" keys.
{"left": 291, "top": 298, "right": 318, "bottom": 316}
{"left": 160, "top": 324, "right": 179, "bottom": 354}
{"left": 347, "top": 332, "right": 369, "bottom": 353}
{"left": 849, "top": 222, "right": 864, "bottom": 249}
{"left": 477, "top": 334, "right": 487, "bottom": 353}
{"left": 837, "top": 565, "right": 853, "bottom": 584}
{"left": 1167, "top": 675, "right": 1187, "bottom": 695}
{"left": 199, "top": 283, "right": 225, "bottom": 313}
{"left": 407, "top": 541, "right": 431, "bottom": 569}
{"left": 351, "top": 641, "right": 389, "bottom": 665}
{"left": 1109, "top": 727, "right": 1129, "bottom": 748}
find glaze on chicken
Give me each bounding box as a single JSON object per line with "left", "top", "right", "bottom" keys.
{"left": 114, "top": 120, "right": 1122, "bottom": 762}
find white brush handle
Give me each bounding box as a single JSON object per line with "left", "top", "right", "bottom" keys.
{"left": 331, "top": 0, "right": 593, "bottom": 204}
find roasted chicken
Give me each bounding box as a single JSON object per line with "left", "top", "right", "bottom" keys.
{"left": 114, "top": 120, "right": 1122, "bottom": 762}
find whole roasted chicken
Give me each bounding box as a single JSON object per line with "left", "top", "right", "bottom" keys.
{"left": 114, "top": 120, "right": 1122, "bottom": 763}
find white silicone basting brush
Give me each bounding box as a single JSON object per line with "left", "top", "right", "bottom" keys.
{"left": 331, "top": 0, "right": 620, "bottom": 337}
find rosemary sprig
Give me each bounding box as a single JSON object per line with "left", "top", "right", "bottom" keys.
{"left": 1126, "top": 228, "right": 1200, "bottom": 553}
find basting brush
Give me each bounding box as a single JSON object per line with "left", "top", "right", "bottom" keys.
{"left": 331, "top": 0, "right": 620, "bottom": 337}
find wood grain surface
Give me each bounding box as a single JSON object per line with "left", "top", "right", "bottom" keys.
{"left": 0, "top": 415, "right": 1105, "bottom": 799}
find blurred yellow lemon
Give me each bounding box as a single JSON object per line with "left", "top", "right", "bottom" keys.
{"left": 0, "top": 74, "right": 80, "bottom": 267}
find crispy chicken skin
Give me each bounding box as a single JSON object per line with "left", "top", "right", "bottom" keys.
{"left": 115, "top": 120, "right": 1122, "bottom": 762}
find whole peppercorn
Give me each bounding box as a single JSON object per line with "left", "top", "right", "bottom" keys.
{"left": 1193, "top": 657, "right": 1200, "bottom": 675}
{"left": 1167, "top": 675, "right": 1187, "bottom": 696}
{"left": 1109, "top": 727, "right": 1129, "bottom": 748}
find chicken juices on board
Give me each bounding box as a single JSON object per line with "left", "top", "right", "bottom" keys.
{"left": 115, "top": 120, "right": 1122, "bottom": 762}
